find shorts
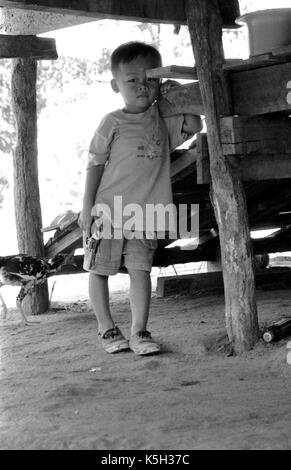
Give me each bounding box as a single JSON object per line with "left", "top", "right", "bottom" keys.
{"left": 83, "top": 232, "right": 158, "bottom": 276}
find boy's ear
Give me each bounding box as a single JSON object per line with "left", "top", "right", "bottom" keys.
{"left": 111, "top": 78, "right": 119, "bottom": 94}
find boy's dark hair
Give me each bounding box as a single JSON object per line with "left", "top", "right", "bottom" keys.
{"left": 111, "top": 41, "right": 162, "bottom": 76}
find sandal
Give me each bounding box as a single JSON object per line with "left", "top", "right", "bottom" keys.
{"left": 129, "top": 330, "right": 160, "bottom": 356}
{"left": 99, "top": 326, "right": 129, "bottom": 353}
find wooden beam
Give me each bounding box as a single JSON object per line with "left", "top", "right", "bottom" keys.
{"left": 185, "top": 0, "right": 259, "bottom": 353}
{"left": 171, "top": 147, "right": 197, "bottom": 184}
{"left": 156, "top": 268, "right": 291, "bottom": 298}
{"left": 0, "top": 34, "right": 57, "bottom": 59}
{"left": 231, "top": 62, "right": 291, "bottom": 115}
{"left": 11, "top": 58, "right": 49, "bottom": 315}
{"left": 195, "top": 125, "right": 291, "bottom": 182}
{"left": 248, "top": 185, "right": 291, "bottom": 226}
{"left": 148, "top": 47, "right": 291, "bottom": 79}
{"left": 154, "top": 244, "right": 217, "bottom": 267}
{"left": 0, "top": 7, "right": 96, "bottom": 35}
{"left": 148, "top": 65, "right": 198, "bottom": 80}
{"left": 230, "top": 154, "right": 291, "bottom": 181}
{"left": 198, "top": 150, "right": 291, "bottom": 183}
{"left": 156, "top": 271, "right": 224, "bottom": 297}
{"left": 147, "top": 58, "right": 265, "bottom": 79}
{"left": 0, "top": 0, "right": 240, "bottom": 28}
{"left": 253, "top": 229, "right": 291, "bottom": 255}
{"left": 44, "top": 222, "right": 82, "bottom": 259}
{"left": 220, "top": 116, "right": 291, "bottom": 152}
{"left": 153, "top": 60, "right": 291, "bottom": 116}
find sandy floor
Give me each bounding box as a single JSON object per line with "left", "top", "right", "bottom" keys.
{"left": 0, "top": 280, "right": 291, "bottom": 450}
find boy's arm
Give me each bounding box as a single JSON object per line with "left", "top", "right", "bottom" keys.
{"left": 182, "top": 114, "right": 203, "bottom": 137}
{"left": 159, "top": 79, "right": 203, "bottom": 141}
{"left": 158, "top": 79, "right": 203, "bottom": 117}
{"left": 79, "top": 165, "right": 105, "bottom": 237}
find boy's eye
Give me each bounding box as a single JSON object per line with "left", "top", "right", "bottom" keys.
{"left": 128, "top": 78, "right": 136, "bottom": 83}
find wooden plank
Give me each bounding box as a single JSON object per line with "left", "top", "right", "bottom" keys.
{"left": 0, "top": 0, "right": 240, "bottom": 27}
{"left": 221, "top": 116, "right": 291, "bottom": 155}
{"left": 11, "top": 58, "right": 49, "bottom": 315}
{"left": 196, "top": 138, "right": 291, "bottom": 181}
{"left": 148, "top": 65, "right": 198, "bottom": 80}
{"left": 156, "top": 271, "right": 223, "bottom": 297}
{"left": 156, "top": 268, "right": 291, "bottom": 297}
{"left": 225, "top": 52, "right": 291, "bottom": 72}
{"left": 153, "top": 61, "right": 291, "bottom": 116}
{"left": 229, "top": 154, "right": 291, "bottom": 180}
{"left": 223, "top": 142, "right": 291, "bottom": 156}
{"left": 220, "top": 116, "right": 291, "bottom": 145}
{"left": 0, "top": 8, "right": 97, "bottom": 35}
{"left": 231, "top": 62, "right": 291, "bottom": 115}
{"left": 41, "top": 210, "right": 79, "bottom": 232}
{"left": 45, "top": 225, "right": 82, "bottom": 259}
{"left": 248, "top": 184, "right": 291, "bottom": 228}
{"left": 147, "top": 60, "right": 244, "bottom": 80}
{"left": 171, "top": 147, "right": 197, "bottom": 183}
{"left": 147, "top": 50, "right": 291, "bottom": 80}
{"left": 253, "top": 228, "right": 291, "bottom": 255}
{"left": 0, "top": 34, "right": 57, "bottom": 59}
{"left": 153, "top": 244, "right": 217, "bottom": 268}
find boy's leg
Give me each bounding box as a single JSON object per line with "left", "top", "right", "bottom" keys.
{"left": 89, "top": 272, "right": 129, "bottom": 353}
{"left": 89, "top": 272, "right": 114, "bottom": 334}
{"left": 127, "top": 268, "right": 151, "bottom": 335}
{"left": 127, "top": 268, "right": 160, "bottom": 355}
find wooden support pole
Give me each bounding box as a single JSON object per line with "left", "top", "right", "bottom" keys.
{"left": 11, "top": 58, "right": 49, "bottom": 316}
{"left": 185, "top": 0, "right": 259, "bottom": 353}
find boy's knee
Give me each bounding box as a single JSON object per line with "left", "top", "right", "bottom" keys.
{"left": 89, "top": 272, "right": 109, "bottom": 282}
{"left": 127, "top": 268, "right": 150, "bottom": 280}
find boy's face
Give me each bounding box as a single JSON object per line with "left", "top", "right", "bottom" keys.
{"left": 111, "top": 55, "right": 161, "bottom": 114}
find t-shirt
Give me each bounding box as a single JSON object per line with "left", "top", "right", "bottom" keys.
{"left": 87, "top": 102, "right": 189, "bottom": 234}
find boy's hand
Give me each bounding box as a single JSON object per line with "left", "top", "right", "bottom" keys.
{"left": 78, "top": 209, "right": 93, "bottom": 237}
{"left": 182, "top": 114, "right": 203, "bottom": 135}
{"left": 159, "top": 79, "right": 182, "bottom": 96}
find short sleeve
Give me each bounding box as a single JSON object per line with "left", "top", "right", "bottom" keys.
{"left": 87, "top": 115, "right": 116, "bottom": 169}
{"left": 163, "top": 115, "right": 194, "bottom": 152}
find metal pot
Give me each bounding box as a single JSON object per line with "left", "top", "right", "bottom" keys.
{"left": 236, "top": 9, "right": 291, "bottom": 57}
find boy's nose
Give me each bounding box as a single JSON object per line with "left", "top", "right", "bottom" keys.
{"left": 138, "top": 81, "right": 148, "bottom": 91}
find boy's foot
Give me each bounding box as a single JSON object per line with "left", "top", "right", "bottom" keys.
{"left": 99, "top": 326, "right": 129, "bottom": 353}
{"left": 129, "top": 330, "right": 160, "bottom": 356}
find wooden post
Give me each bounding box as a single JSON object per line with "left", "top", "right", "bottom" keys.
{"left": 11, "top": 58, "right": 49, "bottom": 315}
{"left": 185, "top": 0, "right": 259, "bottom": 353}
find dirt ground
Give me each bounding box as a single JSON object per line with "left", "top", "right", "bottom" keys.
{"left": 0, "top": 282, "right": 291, "bottom": 450}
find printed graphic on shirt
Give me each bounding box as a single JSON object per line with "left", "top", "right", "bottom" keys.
{"left": 137, "top": 133, "right": 162, "bottom": 160}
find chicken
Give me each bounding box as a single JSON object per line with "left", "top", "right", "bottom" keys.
{"left": 0, "top": 253, "right": 74, "bottom": 325}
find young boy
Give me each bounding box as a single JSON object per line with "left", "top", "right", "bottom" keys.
{"left": 79, "top": 41, "right": 202, "bottom": 356}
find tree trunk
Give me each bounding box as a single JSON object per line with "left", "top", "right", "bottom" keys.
{"left": 11, "top": 57, "right": 49, "bottom": 316}
{"left": 185, "top": 0, "right": 259, "bottom": 353}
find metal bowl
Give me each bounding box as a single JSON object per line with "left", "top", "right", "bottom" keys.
{"left": 236, "top": 8, "right": 291, "bottom": 57}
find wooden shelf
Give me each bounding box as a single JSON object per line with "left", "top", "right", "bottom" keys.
{"left": 147, "top": 45, "right": 291, "bottom": 80}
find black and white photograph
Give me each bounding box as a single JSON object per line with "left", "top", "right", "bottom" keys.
{"left": 0, "top": 0, "right": 291, "bottom": 453}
